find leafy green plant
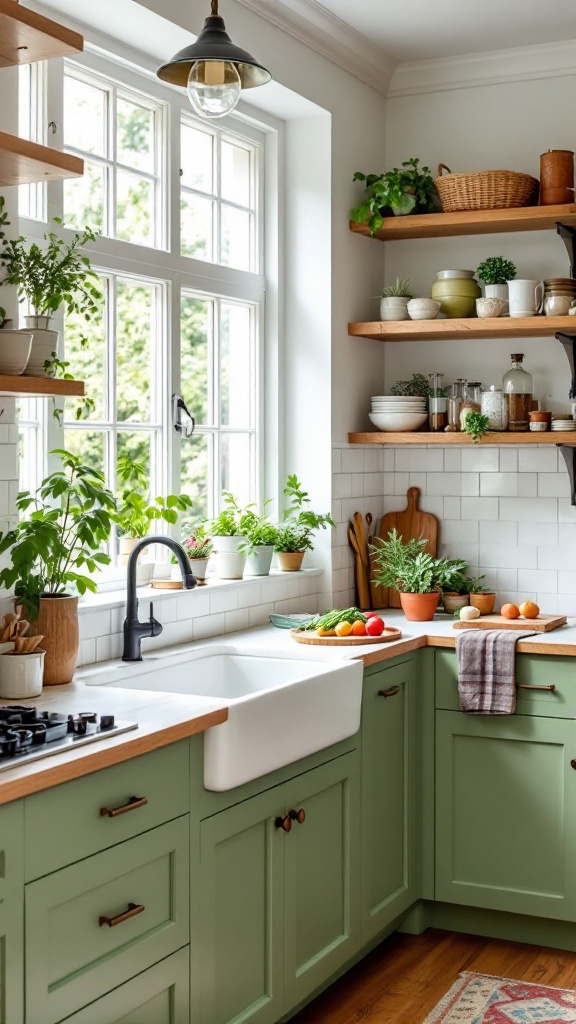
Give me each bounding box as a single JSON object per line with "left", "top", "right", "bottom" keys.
{"left": 443, "top": 570, "right": 492, "bottom": 595}
{"left": 0, "top": 210, "right": 102, "bottom": 346}
{"left": 274, "top": 475, "right": 334, "bottom": 553}
{"left": 0, "top": 449, "right": 116, "bottom": 617}
{"left": 381, "top": 277, "right": 413, "bottom": 299}
{"left": 390, "top": 373, "right": 431, "bottom": 399}
{"left": 182, "top": 526, "right": 213, "bottom": 560}
{"left": 462, "top": 411, "right": 490, "bottom": 444}
{"left": 350, "top": 158, "right": 439, "bottom": 235}
{"left": 371, "top": 529, "right": 467, "bottom": 594}
{"left": 207, "top": 491, "right": 254, "bottom": 537}
{"left": 115, "top": 456, "right": 192, "bottom": 538}
{"left": 475, "top": 257, "right": 517, "bottom": 285}
{"left": 238, "top": 502, "right": 279, "bottom": 554}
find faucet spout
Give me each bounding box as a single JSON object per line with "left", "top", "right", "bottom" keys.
{"left": 122, "top": 535, "right": 197, "bottom": 661}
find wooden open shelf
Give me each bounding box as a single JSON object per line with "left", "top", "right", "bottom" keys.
{"left": 0, "top": 131, "right": 83, "bottom": 185}
{"left": 0, "top": 0, "right": 83, "bottom": 66}
{"left": 0, "top": 375, "right": 84, "bottom": 398}
{"left": 349, "top": 316, "right": 575, "bottom": 342}
{"left": 349, "top": 204, "right": 576, "bottom": 242}
{"left": 349, "top": 431, "right": 576, "bottom": 445}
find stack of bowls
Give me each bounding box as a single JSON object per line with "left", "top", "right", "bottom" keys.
{"left": 369, "top": 395, "right": 428, "bottom": 432}
{"left": 544, "top": 278, "right": 576, "bottom": 316}
{"left": 551, "top": 417, "right": 576, "bottom": 432}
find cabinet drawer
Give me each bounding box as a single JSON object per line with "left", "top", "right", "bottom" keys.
{"left": 24, "top": 741, "right": 189, "bottom": 879}
{"left": 435, "top": 649, "right": 576, "bottom": 718}
{"left": 53, "top": 947, "right": 190, "bottom": 1024}
{"left": 25, "top": 816, "right": 189, "bottom": 1024}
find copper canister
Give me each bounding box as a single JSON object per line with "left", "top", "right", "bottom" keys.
{"left": 540, "top": 149, "right": 574, "bottom": 205}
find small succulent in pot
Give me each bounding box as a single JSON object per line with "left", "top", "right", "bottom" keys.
{"left": 379, "top": 277, "right": 413, "bottom": 321}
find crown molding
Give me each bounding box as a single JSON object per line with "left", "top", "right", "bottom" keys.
{"left": 234, "top": 0, "right": 395, "bottom": 95}
{"left": 388, "top": 39, "right": 576, "bottom": 97}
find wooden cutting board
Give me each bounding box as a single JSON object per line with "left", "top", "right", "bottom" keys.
{"left": 375, "top": 487, "right": 439, "bottom": 609}
{"left": 290, "top": 627, "right": 402, "bottom": 646}
{"left": 454, "top": 613, "right": 567, "bottom": 633}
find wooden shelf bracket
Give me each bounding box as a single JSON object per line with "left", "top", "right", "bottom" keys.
{"left": 556, "top": 222, "right": 576, "bottom": 279}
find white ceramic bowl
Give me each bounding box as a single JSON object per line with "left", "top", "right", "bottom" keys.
{"left": 407, "top": 298, "right": 441, "bottom": 320}
{"left": 369, "top": 411, "right": 428, "bottom": 432}
{"left": 0, "top": 330, "right": 32, "bottom": 375}
{"left": 476, "top": 297, "right": 508, "bottom": 318}
{"left": 371, "top": 395, "right": 426, "bottom": 402}
{"left": 372, "top": 403, "right": 426, "bottom": 411}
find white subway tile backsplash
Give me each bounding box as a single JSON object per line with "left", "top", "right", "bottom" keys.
{"left": 460, "top": 448, "right": 499, "bottom": 472}
{"left": 426, "top": 473, "right": 462, "bottom": 496}
{"left": 363, "top": 449, "right": 382, "bottom": 473}
{"left": 479, "top": 521, "right": 518, "bottom": 545}
{"left": 518, "top": 569, "right": 558, "bottom": 593}
{"left": 518, "top": 448, "right": 559, "bottom": 473}
{"left": 517, "top": 474, "right": 538, "bottom": 497}
{"left": 557, "top": 499, "right": 576, "bottom": 523}
{"left": 225, "top": 609, "right": 250, "bottom": 633}
{"left": 559, "top": 524, "right": 576, "bottom": 545}
{"left": 341, "top": 448, "right": 364, "bottom": 473}
{"left": 461, "top": 474, "right": 480, "bottom": 497}
{"left": 444, "top": 449, "right": 462, "bottom": 473}
{"left": 480, "top": 473, "right": 518, "bottom": 497}
{"left": 461, "top": 497, "right": 499, "bottom": 520}
{"left": 479, "top": 544, "right": 537, "bottom": 569}
{"left": 499, "top": 498, "right": 558, "bottom": 522}
{"left": 194, "top": 613, "right": 226, "bottom": 639}
{"left": 443, "top": 497, "right": 461, "bottom": 521}
{"left": 395, "top": 449, "right": 443, "bottom": 473}
{"left": 209, "top": 588, "right": 239, "bottom": 614}
{"left": 333, "top": 473, "right": 352, "bottom": 499}
{"left": 558, "top": 571, "right": 576, "bottom": 594}
{"left": 537, "top": 546, "right": 576, "bottom": 570}
{"left": 499, "top": 449, "right": 518, "bottom": 473}
{"left": 518, "top": 522, "right": 559, "bottom": 546}
{"left": 441, "top": 519, "right": 478, "bottom": 544}
{"left": 538, "top": 473, "right": 571, "bottom": 498}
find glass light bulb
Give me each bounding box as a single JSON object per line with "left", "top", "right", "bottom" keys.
{"left": 187, "top": 60, "right": 241, "bottom": 119}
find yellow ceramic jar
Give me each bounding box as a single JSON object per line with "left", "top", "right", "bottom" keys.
{"left": 431, "top": 269, "right": 481, "bottom": 318}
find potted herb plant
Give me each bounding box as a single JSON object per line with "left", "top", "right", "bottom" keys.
{"left": 441, "top": 570, "right": 472, "bottom": 613}
{"left": 350, "top": 158, "right": 439, "bottom": 235}
{"left": 380, "top": 278, "right": 413, "bottom": 321}
{"left": 467, "top": 575, "right": 496, "bottom": 615}
{"left": 371, "top": 529, "right": 467, "bottom": 621}
{"left": 0, "top": 207, "right": 101, "bottom": 376}
{"left": 240, "top": 504, "right": 279, "bottom": 577}
{"left": 115, "top": 456, "right": 193, "bottom": 566}
{"left": 180, "top": 527, "right": 213, "bottom": 583}
{"left": 476, "top": 256, "right": 517, "bottom": 303}
{"left": 0, "top": 449, "right": 116, "bottom": 684}
{"left": 207, "top": 492, "right": 254, "bottom": 579}
{"left": 274, "top": 475, "right": 334, "bottom": 572}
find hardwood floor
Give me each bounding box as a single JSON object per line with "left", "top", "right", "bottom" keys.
{"left": 290, "top": 929, "right": 576, "bottom": 1024}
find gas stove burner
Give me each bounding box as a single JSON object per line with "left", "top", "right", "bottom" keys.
{"left": 0, "top": 708, "right": 136, "bottom": 771}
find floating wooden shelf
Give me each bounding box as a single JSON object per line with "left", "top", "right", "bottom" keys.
{"left": 0, "top": 0, "right": 83, "bottom": 66}
{"left": 349, "top": 204, "right": 576, "bottom": 242}
{"left": 349, "top": 431, "right": 576, "bottom": 445}
{"left": 0, "top": 131, "right": 83, "bottom": 186}
{"left": 348, "top": 316, "right": 575, "bottom": 342}
{"left": 0, "top": 375, "right": 84, "bottom": 398}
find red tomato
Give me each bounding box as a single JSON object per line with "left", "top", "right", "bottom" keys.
{"left": 364, "top": 610, "right": 379, "bottom": 618}
{"left": 351, "top": 619, "right": 367, "bottom": 636}
{"left": 366, "top": 616, "right": 385, "bottom": 637}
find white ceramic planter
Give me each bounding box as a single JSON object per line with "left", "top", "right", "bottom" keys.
{"left": 25, "top": 314, "right": 54, "bottom": 331}
{"left": 380, "top": 297, "right": 410, "bottom": 321}
{"left": 0, "top": 330, "right": 32, "bottom": 374}
{"left": 211, "top": 536, "right": 247, "bottom": 579}
{"left": 0, "top": 651, "right": 45, "bottom": 698}
{"left": 484, "top": 284, "right": 508, "bottom": 301}
{"left": 244, "top": 545, "right": 274, "bottom": 577}
{"left": 170, "top": 556, "right": 210, "bottom": 583}
{"left": 21, "top": 327, "right": 59, "bottom": 377}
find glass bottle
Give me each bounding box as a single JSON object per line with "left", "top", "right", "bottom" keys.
{"left": 502, "top": 354, "right": 533, "bottom": 432}
{"left": 428, "top": 372, "right": 447, "bottom": 432}
{"left": 446, "top": 379, "right": 466, "bottom": 432}
{"left": 481, "top": 385, "right": 508, "bottom": 431}
{"left": 459, "top": 382, "right": 482, "bottom": 430}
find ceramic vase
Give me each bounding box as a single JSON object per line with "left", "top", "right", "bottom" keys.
{"left": 244, "top": 545, "right": 274, "bottom": 577}
{"left": 32, "top": 595, "right": 79, "bottom": 685}
{"left": 380, "top": 297, "right": 410, "bottom": 321}
{"left": 0, "top": 650, "right": 45, "bottom": 698}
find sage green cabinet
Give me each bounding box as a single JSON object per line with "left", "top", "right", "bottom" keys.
{"left": 194, "top": 750, "right": 360, "bottom": 1024}
{"left": 435, "top": 710, "right": 576, "bottom": 921}
{"left": 0, "top": 802, "right": 24, "bottom": 1024}
{"left": 361, "top": 659, "right": 417, "bottom": 943}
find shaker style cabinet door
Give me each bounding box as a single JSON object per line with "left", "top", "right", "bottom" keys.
{"left": 436, "top": 710, "right": 576, "bottom": 920}
{"left": 361, "top": 659, "right": 417, "bottom": 943}
{"left": 0, "top": 801, "right": 24, "bottom": 1024}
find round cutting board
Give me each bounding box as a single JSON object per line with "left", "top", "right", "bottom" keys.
{"left": 290, "top": 626, "right": 402, "bottom": 646}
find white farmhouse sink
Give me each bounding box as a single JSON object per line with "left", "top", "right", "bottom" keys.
{"left": 85, "top": 646, "right": 363, "bottom": 791}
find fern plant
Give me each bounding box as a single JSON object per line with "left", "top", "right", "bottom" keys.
{"left": 371, "top": 529, "right": 467, "bottom": 594}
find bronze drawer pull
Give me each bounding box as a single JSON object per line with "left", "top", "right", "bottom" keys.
{"left": 378, "top": 686, "right": 400, "bottom": 698}
{"left": 516, "top": 683, "right": 556, "bottom": 693}
{"left": 100, "top": 796, "right": 148, "bottom": 818}
{"left": 289, "top": 808, "right": 306, "bottom": 825}
{"left": 275, "top": 815, "right": 292, "bottom": 833}
{"left": 99, "top": 902, "right": 145, "bottom": 928}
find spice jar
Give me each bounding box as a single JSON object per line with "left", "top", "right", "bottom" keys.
{"left": 459, "top": 382, "right": 482, "bottom": 430}
{"left": 446, "top": 378, "right": 466, "bottom": 432}
{"left": 481, "top": 385, "right": 507, "bottom": 431}
{"left": 428, "top": 372, "right": 447, "bottom": 432}
{"left": 502, "top": 354, "right": 533, "bottom": 432}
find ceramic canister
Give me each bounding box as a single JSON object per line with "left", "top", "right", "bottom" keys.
{"left": 431, "top": 270, "right": 481, "bottom": 318}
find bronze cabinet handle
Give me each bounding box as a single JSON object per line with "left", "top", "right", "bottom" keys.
{"left": 99, "top": 902, "right": 145, "bottom": 927}
{"left": 100, "top": 796, "right": 148, "bottom": 818}
{"left": 516, "top": 684, "right": 556, "bottom": 692}
{"left": 275, "top": 815, "right": 292, "bottom": 833}
{"left": 289, "top": 808, "right": 306, "bottom": 825}
{"left": 378, "top": 686, "right": 400, "bottom": 698}
{"left": 571, "top": 760, "right": 576, "bottom": 771}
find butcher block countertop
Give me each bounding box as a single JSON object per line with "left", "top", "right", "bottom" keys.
{"left": 0, "top": 609, "right": 575, "bottom": 803}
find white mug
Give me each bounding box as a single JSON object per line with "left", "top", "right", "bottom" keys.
{"left": 508, "top": 279, "right": 544, "bottom": 318}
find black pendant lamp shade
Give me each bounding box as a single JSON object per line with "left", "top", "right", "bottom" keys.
{"left": 156, "top": 0, "right": 271, "bottom": 91}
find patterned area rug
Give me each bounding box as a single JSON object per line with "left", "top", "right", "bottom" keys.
{"left": 422, "top": 972, "right": 576, "bottom": 1024}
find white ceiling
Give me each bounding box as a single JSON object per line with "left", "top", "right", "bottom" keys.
{"left": 263, "top": 0, "right": 576, "bottom": 64}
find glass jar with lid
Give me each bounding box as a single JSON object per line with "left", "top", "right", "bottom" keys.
{"left": 481, "top": 385, "right": 508, "bottom": 431}
{"left": 428, "top": 372, "right": 447, "bottom": 432}
{"left": 502, "top": 354, "right": 533, "bottom": 431}
{"left": 459, "top": 382, "right": 482, "bottom": 430}
{"left": 446, "top": 378, "right": 466, "bottom": 432}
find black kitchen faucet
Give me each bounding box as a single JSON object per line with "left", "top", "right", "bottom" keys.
{"left": 122, "top": 536, "right": 197, "bottom": 661}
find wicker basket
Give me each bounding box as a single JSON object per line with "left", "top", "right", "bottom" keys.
{"left": 435, "top": 163, "right": 539, "bottom": 212}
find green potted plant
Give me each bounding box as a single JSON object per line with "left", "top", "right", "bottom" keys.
{"left": 380, "top": 277, "right": 413, "bottom": 321}
{"left": 371, "top": 528, "right": 467, "bottom": 621}
{"left": 274, "top": 475, "right": 334, "bottom": 572}
{"left": 476, "top": 256, "right": 517, "bottom": 304}
{"left": 239, "top": 504, "right": 279, "bottom": 577}
{"left": 207, "top": 492, "right": 255, "bottom": 579}
{"left": 0, "top": 207, "right": 101, "bottom": 377}
{"left": 115, "top": 456, "right": 192, "bottom": 566}
{"left": 0, "top": 449, "right": 116, "bottom": 684}
{"left": 466, "top": 574, "right": 496, "bottom": 615}
{"left": 441, "top": 569, "right": 472, "bottom": 613}
{"left": 350, "top": 158, "right": 439, "bottom": 235}
{"left": 390, "top": 373, "right": 432, "bottom": 399}
{"left": 180, "top": 527, "right": 213, "bottom": 583}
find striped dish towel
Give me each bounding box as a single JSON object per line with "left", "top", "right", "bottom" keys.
{"left": 456, "top": 629, "right": 537, "bottom": 714}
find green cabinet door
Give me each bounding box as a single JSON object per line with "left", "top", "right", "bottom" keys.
{"left": 0, "top": 802, "right": 24, "bottom": 1024}
{"left": 436, "top": 710, "right": 576, "bottom": 920}
{"left": 283, "top": 751, "right": 361, "bottom": 1008}
{"left": 361, "top": 660, "right": 417, "bottom": 943}
{"left": 195, "top": 787, "right": 285, "bottom": 1024}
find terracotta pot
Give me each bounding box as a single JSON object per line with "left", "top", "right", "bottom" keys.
{"left": 276, "top": 551, "right": 305, "bottom": 572}
{"left": 470, "top": 592, "right": 496, "bottom": 615}
{"left": 31, "top": 595, "right": 79, "bottom": 685}
{"left": 442, "top": 593, "right": 469, "bottom": 613}
{"left": 399, "top": 591, "right": 440, "bottom": 621}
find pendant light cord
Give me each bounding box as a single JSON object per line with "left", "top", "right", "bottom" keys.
{"left": 211, "top": 0, "right": 218, "bottom": 14}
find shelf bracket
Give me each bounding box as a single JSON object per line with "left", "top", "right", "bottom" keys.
{"left": 556, "top": 222, "right": 576, "bottom": 278}
{"left": 555, "top": 332, "right": 576, "bottom": 400}
{"left": 558, "top": 445, "right": 576, "bottom": 506}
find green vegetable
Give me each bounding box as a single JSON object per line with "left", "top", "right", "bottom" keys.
{"left": 462, "top": 411, "right": 490, "bottom": 444}
{"left": 296, "top": 607, "right": 368, "bottom": 632}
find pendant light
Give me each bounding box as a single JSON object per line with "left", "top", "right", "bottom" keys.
{"left": 156, "top": 0, "right": 271, "bottom": 120}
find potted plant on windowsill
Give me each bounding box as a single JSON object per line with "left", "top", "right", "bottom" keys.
{"left": 274, "top": 475, "right": 334, "bottom": 572}
{"left": 114, "top": 457, "right": 193, "bottom": 568}
{"left": 239, "top": 502, "right": 279, "bottom": 577}
{"left": 0, "top": 201, "right": 102, "bottom": 377}
{"left": 371, "top": 529, "right": 467, "bottom": 621}
{"left": 207, "top": 492, "right": 255, "bottom": 579}
{"left": 0, "top": 449, "right": 116, "bottom": 684}
{"left": 179, "top": 527, "right": 213, "bottom": 583}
